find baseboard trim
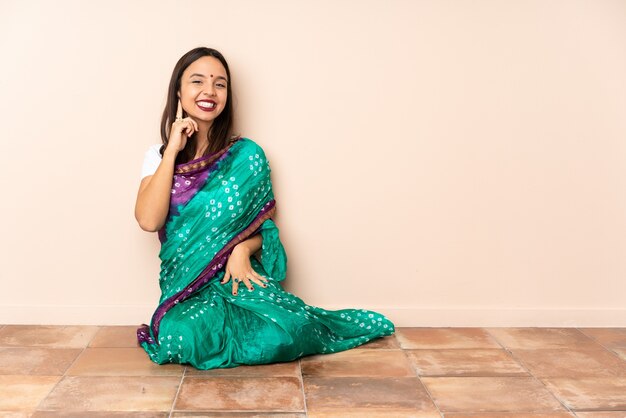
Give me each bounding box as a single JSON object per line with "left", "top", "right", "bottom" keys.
{"left": 0, "top": 305, "right": 626, "bottom": 327}
{"left": 371, "top": 307, "right": 626, "bottom": 327}
{"left": 0, "top": 305, "right": 156, "bottom": 326}
{"left": 1, "top": 305, "right": 625, "bottom": 327}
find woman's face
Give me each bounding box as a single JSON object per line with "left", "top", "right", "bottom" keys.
{"left": 178, "top": 56, "right": 228, "bottom": 127}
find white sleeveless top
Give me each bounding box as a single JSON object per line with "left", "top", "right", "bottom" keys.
{"left": 140, "top": 144, "right": 162, "bottom": 179}
{"left": 141, "top": 136, "right": 241, "bottom": 179}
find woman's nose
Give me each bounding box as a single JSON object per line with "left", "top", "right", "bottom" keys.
{"left": 203, "top": 86, "right": 216, "bottom": 96}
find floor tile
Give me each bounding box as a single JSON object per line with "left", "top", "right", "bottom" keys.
{"left": 511, "top": 348, "right": 626, "bottom": 378}
{"left": 301, "top": 349, "right": 414, "bottom": 377}
{"left": 303, "top": 376, "right": 438, "bottom": 414}
{"left": 171, "top": 414, "right": 306, "bottom": 417}
{"left": 443, "top": 414, "right": 575, "bottom": 417}
{"left": 89, "top": 326, "right": 141, "bottom": 348}
{"left": 37, "top": 376, "right": 180, "bottom": 411}
{"left": 174, "top": 376, "right": 304, "bottom": 411}
{"left": 4, "top": 325, "right": 625, "bottom": 415}
{"left": 0, "top": 375, "right": 60, "bottom": 411}
{"left": 0, "top": 347, "right": 82, "bottom": 375}
{"left": 32, "top": 413, "right": 169, "bottom": 417}
{"left": 307, "top": 411, "right": 440, "bottom": 417}
{"left": 396, "top": 328, "right": 501, "bottom": 349}
{"left": 486, "top": 328, "right": 597, "bottom": 350}
{"left": 542, "top": 378, "right": 626, "bottom": 410}
{"left": 185, "top": 360, "right": 299, "bottom": 377}
{"left": 406, "top": 349, "right": 528, "bottom": 376}
{"left": 65, "top": 347, "right": 184, "bottom": 376}
{"left": 0, "top": 326, "right": 99, "bottom": 348}
{"left": 579, "top": 328, "right": 626, "bottom": 350}
{"left": 421, "top": 376, "right": 566, "bottom": 412}
{"left": 358, "top": 335, "right": 400, "bottom": 349}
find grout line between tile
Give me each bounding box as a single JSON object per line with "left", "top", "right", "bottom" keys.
{"left": 0, "top": 324, "right": 102, "bottom": 349}
{"left": 297, "top": 358, "right": 308, "bottom": 416}
{"left": 352, "top": 347, "right": 404, "bottom": 351}
{"left": 32, "top": 326, "right": 97, "bottom": 412}
{"left": 169, "top": 365, "right": 187, "bottom": 417}
{"left": 577, "top": 327, "right": 626, "bottom": 360}
{"left": 401, "top": 346, "right": 443, "bottom": 417}
{"left": 484, "top": 327, "right": 577, "bottom": 416}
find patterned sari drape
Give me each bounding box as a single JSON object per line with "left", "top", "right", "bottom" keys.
{"left": 137, "top": 136, "right": 394, "bottom": 370}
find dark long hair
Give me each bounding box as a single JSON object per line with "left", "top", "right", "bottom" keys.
{"left": 159, "top": 47, "right": 236, "bottom": 164}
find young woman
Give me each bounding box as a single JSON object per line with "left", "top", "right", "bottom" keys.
{"left": 134, "top": 46, "right": 395, "bottom": 369}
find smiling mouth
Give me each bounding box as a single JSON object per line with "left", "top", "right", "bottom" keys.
{"left": 196, "top": 101, "right": 217, "bottom": 112}
{"left": 197, "top": 101, "right": 216, "bottom": 109}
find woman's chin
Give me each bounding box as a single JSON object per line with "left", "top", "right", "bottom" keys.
{"left": 191, "top": 115, "right": 219, "bottom": 126}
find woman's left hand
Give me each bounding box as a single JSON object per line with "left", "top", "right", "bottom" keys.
{"left": 221, "top": 245, "right": 269, "bottom": 295}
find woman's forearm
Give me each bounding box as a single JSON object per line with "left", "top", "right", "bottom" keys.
{"left": 234, "top": 233, "right": 263, "bottom": 256}
{"left": 134, "top": 150, "right": 177, "bottom": 232}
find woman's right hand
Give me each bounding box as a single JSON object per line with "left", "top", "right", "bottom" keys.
{"left": 166, "top": 99, "right": 198, "bottom": 155}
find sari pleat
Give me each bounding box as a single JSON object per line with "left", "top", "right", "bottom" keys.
{"left": 137, "top": 137, "right": 395, "bottom": 369}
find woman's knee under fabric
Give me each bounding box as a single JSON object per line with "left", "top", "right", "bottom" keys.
{"left": 155, "top": 288, "right": 291, "bottom": 364}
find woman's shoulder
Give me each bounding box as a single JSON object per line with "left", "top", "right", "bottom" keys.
{"left": 236, "top": 136, "right": 267, "bottom": 157}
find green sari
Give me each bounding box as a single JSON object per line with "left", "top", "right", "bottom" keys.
{"left": 137, "top": 136, "right": 395, "bottom": 369}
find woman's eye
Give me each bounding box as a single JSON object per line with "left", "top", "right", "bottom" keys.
{"left": 192, "top": 80, "right": 202, "bottom": 84}
{"left": 217, "top": 83, "right": 226, "bottom": 88}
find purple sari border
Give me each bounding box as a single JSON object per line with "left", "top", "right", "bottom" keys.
{"left": 137, "top": 324, "right": 153, "bottom": 344}
{"left": 173, "top": 136, "right": 242, "bottom": 176}
{"left": 140, "top": 198, "right": 277, "bottom": 344}
{"left": 157, "top": 137, "right": 243, "bottom": 245}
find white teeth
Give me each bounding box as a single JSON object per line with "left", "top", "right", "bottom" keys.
{"left": 197, "top": 102, "right": 215, "bottom": 109}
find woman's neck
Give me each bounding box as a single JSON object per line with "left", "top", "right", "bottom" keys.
{"left": 194, "top": 140, "right": 209, "bottom": 159}
{"left": 194, "top": 124, "right": 211, "bottom": 158}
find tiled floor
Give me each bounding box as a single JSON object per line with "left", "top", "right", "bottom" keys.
{"left": 0, "top": 325, "right": 625, "bottom": 417}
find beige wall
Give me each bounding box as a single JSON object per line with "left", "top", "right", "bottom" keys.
{"left": 1, "top": 0, "right": 625, "bottom": 327}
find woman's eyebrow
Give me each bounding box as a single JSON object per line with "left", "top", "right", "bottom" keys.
{"left": 189, "top": 73, "right": 228, "bottom": 82}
